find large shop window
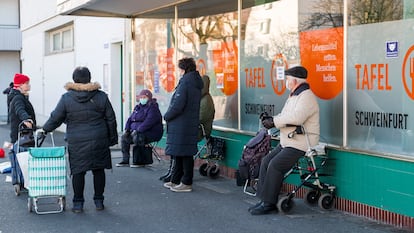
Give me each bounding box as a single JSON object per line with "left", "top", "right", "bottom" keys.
{"left": 134, "top": 19, "right": 174, "bottom": 114}
{"left": 347, "top": 0, "right": 414, "bottom": 157}
{"left": 240, "top": 0, "right": 343, "bottom": 144}
{"left": 174, "top": 13, "right": 240, "bottom": 129}
{"left": 135, "top": 12, "right": 240, "bottom": 129}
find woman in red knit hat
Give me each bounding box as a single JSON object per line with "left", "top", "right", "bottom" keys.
{"left": 8, "top": 73, "right": 36, "bottom": 144}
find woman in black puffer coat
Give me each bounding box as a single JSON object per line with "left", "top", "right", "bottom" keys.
{"left": 163, "top": 58, "right": 203, "bottom": 192}
{"left": 43, "top": 67, "right": 118, "bottom": 213}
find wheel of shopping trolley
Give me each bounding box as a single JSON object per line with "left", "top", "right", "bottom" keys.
{"left": 207, "top": 165, "right": 220, "bottom": 179}
{"left": 304, "top": 189, "right": 321, "bottom": 205}
{"left": 60, "top": 196, "right": 66, "bottom": 211}
{"left": 199, "top": 163, "right": 208, "bottom": 176}
{"left": 27, "top": 197, "right": 33, "bottom": 212}
{"left": 318, "top": 193, "right": 335, "bottom": 210}
{"left": 277, "top": 196, "right": 295, "bottom": 213}
{"left": 14, "top": 184, "right": 21, "bottom": 196}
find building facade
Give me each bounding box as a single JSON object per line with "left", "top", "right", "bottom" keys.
{"left": 0, "top": 0, "right": 21, "bottom": 122}
{"left": 20, "top": 0, "right": 130, "bottom": 132}
{"left": 38, "top": 0, "right": 414, "bottom": 230}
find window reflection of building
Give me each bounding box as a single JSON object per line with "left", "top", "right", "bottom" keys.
{"left": 349, "top": 0, "right": 403, "bottom": 25}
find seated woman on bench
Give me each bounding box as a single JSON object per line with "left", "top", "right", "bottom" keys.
{"left": 248, "top": 66, "right": 320, "bottom": 215}
{"left": 116, "top": 89, "right": 163, "bottom": 168}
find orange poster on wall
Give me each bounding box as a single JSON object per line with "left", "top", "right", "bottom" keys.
{"left": 165, "top": 48, "right": 175, "bottom": 92}
{"left": 212, "top": 40, "right": 238, "bottom": 96}
{"left": 300, "top": 27, "right": 343, "bottom": 100}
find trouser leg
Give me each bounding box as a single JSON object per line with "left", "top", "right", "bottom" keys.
{"left": 132, "top": 145, "right": 139, "bottom": 164}
{"left": 258, "top": 147, "right": 304, "bottom": 204}
{"left": 72, "top": 171, "right": 86, "bottom": 202}
{"left": 121, "top": 137, "right": 132, "bottom": 162}
{"left": 256, "top": 145, "right": 282, "bottom": 198}
{"left": 181, "top": 156, "right": 194, "bottom": 185}
{"left": 92, "top": 169, "right": 105, "bottom": 200}
{"left": 170, "top": 156, "right": 183, "bottom": 184}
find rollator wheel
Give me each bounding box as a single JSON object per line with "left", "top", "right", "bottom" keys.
{"left": 277, "top": 196, "right": 295, "bottom": 213}
{"left": 27, "top": 197, "right": 33, "bottom": 212}
{"left": 207, "top": 165, "right": 220, "bottom": 179}
{"left": 199, "top": 163, "right": 208, "bottom": 176}
{"left": 14, "top": 184, "right": 21, "bottom": 196}
{"left": 304, "top": 189, "right": 321, "bottom": 205}
{"left": 318, "top": 193, "right": 335, "bottom": 210}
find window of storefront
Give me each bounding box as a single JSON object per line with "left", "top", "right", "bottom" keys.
{"left": 134, "top": 19, "right": 173, "bottom": 114}
{"left": 133, "top": 0, "right": 414, "bottom": 158}
{"left": 347, "top": 0, "right": 414, "bottom": 156}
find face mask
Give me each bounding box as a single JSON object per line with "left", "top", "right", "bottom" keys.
{"left": 139, "top": 98, "right": 148, "bottom": 105}
{"left": 285, "top": 79, "right": 290, "bottom": 91}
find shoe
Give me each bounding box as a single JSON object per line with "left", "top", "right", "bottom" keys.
{"left": 116, "top": 161, "right": 129, "bottom": 167}
{"left": 250, "top": 202, "right": 277, "bottom": 215}
{"left": 94, "top": 200, "right": 105, "bottom": 211}
{"left": 248, "top": 201, "right": 263, "bottom": 212}
{"left": 130, "top": 163, "right": 145, "bottom": 168}
{"left": 170, "top": 183, "right": 192, "bottom": 192}
{"left": 72, "top": 202, "right": 84, "bottom": 213}
{"left": 163, "top": 182, "right": 177, "bottom": 189}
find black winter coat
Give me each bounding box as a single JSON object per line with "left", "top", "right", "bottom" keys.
{"left": 43, "top": 82, "right": 118, "bottom": 175}
{"left": 164, "top": 71, "right": 203, "bottom": 157}
{"left": 9, "top": 89, "right": 36, "bottom": 143}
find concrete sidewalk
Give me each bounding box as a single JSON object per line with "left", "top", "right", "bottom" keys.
{"left": 0, "top": 123, "right": 409, "bottom": 233}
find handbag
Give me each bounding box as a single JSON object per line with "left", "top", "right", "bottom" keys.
{"left": 207, "top": 137, "right": 225, "bottom": 161}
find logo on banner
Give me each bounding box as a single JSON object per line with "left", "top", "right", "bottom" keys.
{"left": 386, "top": 41, "right": 398, "bottom": 58}
{"left": 402, "top": 45, "right": 414, "bottom": 100}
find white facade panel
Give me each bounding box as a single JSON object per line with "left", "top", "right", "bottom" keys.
{"left": 0, "top": 52, "right": 20, "bottom": 121}
{"left": 0, "top": 0, "right": 19, "bottom": 27}
{"left": 0, "top": 28, "right": 21, "bottom": 51}
{"left": 20, "top": 0, "right": 59, "bottom": 30}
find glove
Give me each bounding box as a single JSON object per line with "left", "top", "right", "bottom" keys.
{"left": 262, "top": 117, "right": 275, "bottom": 129}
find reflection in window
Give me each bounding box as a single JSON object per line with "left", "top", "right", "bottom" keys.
{"left": 349, "top": 0, "right": 403, "bottom": 25}
{"left": 299, "top": 0, "right": 343, "bottom": 31}
{"left": 174, "top": 12, "right": 239, "bottom": 129}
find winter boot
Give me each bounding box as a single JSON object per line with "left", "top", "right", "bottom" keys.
{"left": 72, "top": 202, "right": 84, "bottom": 213}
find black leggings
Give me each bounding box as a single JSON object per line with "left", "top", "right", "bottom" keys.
{"left": 170, "top": 156, "right": 194, "bottom": 185}
{"left": 72, "top": 169, "right": 105, "bottom": 202}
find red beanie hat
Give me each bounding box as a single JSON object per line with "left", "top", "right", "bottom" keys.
{"left": 14, "top": 73, "right": 30, "bottom": 87}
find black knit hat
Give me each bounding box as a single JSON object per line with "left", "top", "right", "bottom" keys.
{"left": 72, "top": 67, "right": 91, "bottom": 84}
{"left": 285, "top": 66, "right": 307, "bottom": 79}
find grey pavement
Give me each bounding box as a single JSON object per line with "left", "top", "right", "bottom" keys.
{"left": 0, "top": 123, "right": 409, "bottom": 233}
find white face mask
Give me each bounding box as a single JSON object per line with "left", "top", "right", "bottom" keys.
{"left": 139, "top": 98, "right": 148, "bottom": 105}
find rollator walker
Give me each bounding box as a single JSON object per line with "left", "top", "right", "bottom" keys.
{"left": 244, "top": 125, "right": 336, "bottom": 214}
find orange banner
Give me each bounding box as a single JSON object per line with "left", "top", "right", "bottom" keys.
{"left": 213, "top": 40, "right": 238, "bottom": 96}
{"left": 300, "top": 27, "right": 344, "bottom": 100}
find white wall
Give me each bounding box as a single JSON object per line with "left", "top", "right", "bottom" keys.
{"left": 21, "top": 1, "right": 127, "bottom": 131}
{"left": 0, "top": 0, "right": 19, "bottom": 26}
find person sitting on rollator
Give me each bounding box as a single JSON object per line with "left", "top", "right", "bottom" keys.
{"left": 248, "top": 66, "right": 320, "bottom": 215}
{"left": 116, "top": 89, "right": 163, "bottom": 168}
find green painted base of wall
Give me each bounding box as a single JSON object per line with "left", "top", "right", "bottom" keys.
{"left": 158, "top": 129, "right": 414, "bottom": 218}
